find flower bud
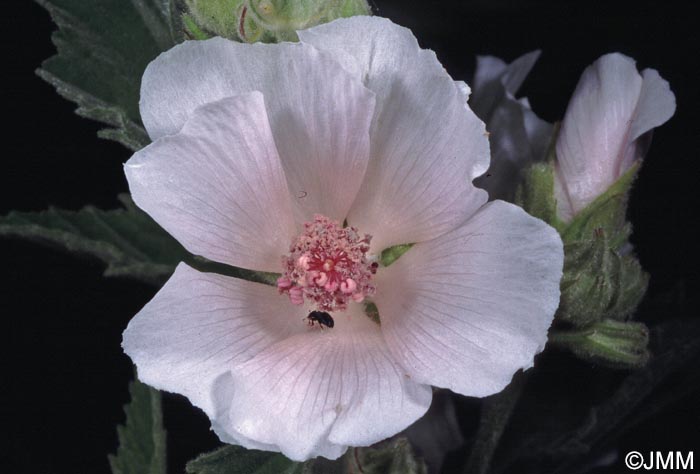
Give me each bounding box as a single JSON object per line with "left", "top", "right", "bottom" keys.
{"left": 184, "top": 0, "right": 371, "bottom": 42}
{"left": 517, "top": 126, "right": 649, "bottom": 331}
{"left": 515, "top": 54, "right": 670, "bottom": 369}
{"left": 183, "top": 0, "right": 242, "bottom": 40}
{"left": 559, "top": 163, "right": 637, "bottom": 250}
{"left": 557, "top": 230, "right": 648, "bottom": 327}
{"left": 550, "top": 319, "right": 650, "bottom": 369}
{"left": 553, "top": 53, "right": 675, "bottom": 223}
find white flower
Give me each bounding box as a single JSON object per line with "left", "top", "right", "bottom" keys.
{"left": 470, "top": 51, "right": 552, "bottom": 201}
{"left": 554, "top": 53, "right": 676, "bottom": 221}
{"left": 122, "top": 16, "right": 563, "bottom": 461}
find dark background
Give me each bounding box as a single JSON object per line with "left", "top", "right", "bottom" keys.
{"left": 2, "top": 0, "right": 698, "bottom": 473}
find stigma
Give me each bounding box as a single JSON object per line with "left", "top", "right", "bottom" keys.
{"left": 277, "top": 215, "right": 377, "bottom": 311}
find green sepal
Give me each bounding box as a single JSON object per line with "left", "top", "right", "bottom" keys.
{"left": 561, "top": 163, "right": 639, "bottom": 250}
{"left": 185, "top": 445, "right": 311, "bottom": 474}
{"left": 380, "top": 243, "right": 413, "bottom": 267}
{"left": 610, "top": 255, "right": 649, "bottom": 321}
{"left": 108, "top": 377, "right": 167, "bottom": 474}
{"left": 0, "top": 194, "right": 188, "bottom": 285}
{"left": 558, "top": 232, "right": 619, "bottom": 327}
{"left": 364, "top": 301, "right": 381, "bottom": 324}
{"left": 352, "top": 438, "right": 427, "bottom": 474}
{"left": 549, "top": 319, "right": 650, "bottom": 369}
{"left": 514, "top": 161, "right": 562, "bottom": 231}
{"left": 557, "top": 231, "right": 649, "bottom": 327}
{"left": 37, "top": 0, "right": 182, "bottom": 151}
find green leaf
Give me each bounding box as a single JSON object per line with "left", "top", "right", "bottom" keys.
{"left": 185, "top": 446, "right": 310, "bottom": 474}
{"left": 37, "top": 0, "right": 183, "bottom": 150}
{"left": 108, "top": 378, "right": 167, "bottom": 474}
{"left": 0, "top": 194, "right": 284, "bottom": 286}
{"left": 0, "top": 194, "right": 188, "bottom": 285}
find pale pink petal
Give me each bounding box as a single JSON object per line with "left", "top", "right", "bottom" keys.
{"left": 555, "top": 53, "right": 675, "bottom": 220}
{"left": 455, "top": 80, "right": 471, "bottom": 103}
{"left": 374, "top": 201, "right": 563, "bottom": 397}
{"left": 214, "top": 304, "right": 432, "bottom": 461}
{"left": 126, "top": 92, "right": 296, "bottom": 272}
{"left": 122, "top": 263, "right": 306, "bottom": 417}
{"left": 209, "top": 372, "right": 300, "bottom": 453}
{"left": 140, "top": 38, "right": 375, "bottom": 224}
{"left": 299, "top": 17, "right": 489, "bottom": 250}
{"left": 621, "top": 68, "right": 676, "bottom": 171}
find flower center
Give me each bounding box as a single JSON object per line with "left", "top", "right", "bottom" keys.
{"left": 277, "top": 215, "right": 377, "bottom": 312}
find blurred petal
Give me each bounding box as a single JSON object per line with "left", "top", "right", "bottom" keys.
{"left": 374, "top": 201, "right": 563, "bottom": 397}
{"left": 140, "top": 38, "right": 375, "bottom": 224}
{"left": 470, "top": 51, "right": 553, "bottom": 201}
{"left": 471, "top": 51, "right": 539, "bottom": 115}
{"left": 214, "top": 304, "right": 432, "bottom": 461}
{"left": 122, "top": 263, "right": 305, "bottom": 417}
{"left": 126, "top": 93, "right": 296, "bottom": 272}
{"left": 555, "top": 53, "right": 675, "bottom": 219}
{"left": 300, "top": 17, "right": 489, "bottom": 250}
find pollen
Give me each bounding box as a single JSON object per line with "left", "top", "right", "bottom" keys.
{"left": 277, "top": 215, "right": 376, "bottom": 311}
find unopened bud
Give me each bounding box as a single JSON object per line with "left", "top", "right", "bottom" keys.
{"left": 550, "top": 319, "right": 650, "bottom": 369}
{"left": 556, "top": 228, "right": 648, "bottom": 327}
{"left": 560, "top": 164, "right": 638, "bottom": 250}
{"left": 557, "top": 233, "right": 619, "bottom": 327}
{"left": 518, "top": 152, "right": 649, "bottom": 328}
{"left": 184, "top": 0, "right": 371, "bottom": 43}
{"left": 184, "top": 0, "right": 242, "bottom": 40}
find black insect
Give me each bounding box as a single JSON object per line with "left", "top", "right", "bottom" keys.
{"left": 305, "top": 311, "right": 335, "bottom": 329}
